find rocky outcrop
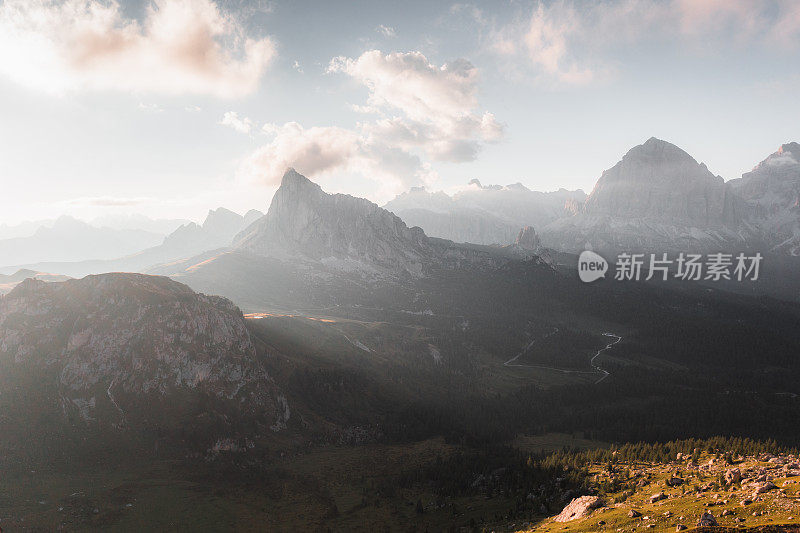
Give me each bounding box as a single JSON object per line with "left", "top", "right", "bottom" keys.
{"left": 0, "top": 273, "right": 282, "bottom": 431}
{"left": 515, "top": 226, "right": 541, "bottom": 251}
{"left": 554, "top": 496, "right": 603, "bottom": 522}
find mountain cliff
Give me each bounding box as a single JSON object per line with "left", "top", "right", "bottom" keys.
{"left": 731, "top": 142, "right": 800, "bottom": 256}
{"left": 235, "top": 169, "right": 438, "bottom": 277}
{"left": 541, "top": 138, "right": 746, "bottom": 254}
{"left": 0, "top": 273, "right": 284, "bottom": 437}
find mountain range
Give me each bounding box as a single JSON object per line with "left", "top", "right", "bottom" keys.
{"left": 0, "top": 208, "right": 263, "bottom": 278}
{"left": 386, "top": 138, "right": 800, "bottom": 263}
{"left": 0, "top": 216, "right": 164, "bottom": 266}
{"left": 3, "top": 158, "right": 800, "bottom": 530}
{"left": 384, "top": 180, "right": 585, "bottom": 246}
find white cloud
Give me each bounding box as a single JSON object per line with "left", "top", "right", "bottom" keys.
{"left": 376, "top": 24, "right": 396, "bottom": 38}
{"left": 0, "top": 0, "right": 276, "bottom": 97}
{"left": 239, "top": 50, "right": 500, "bottom": 199}
{"left": 493, "top": 0, "right": 800, "bottom": 86}
{"left": 220, "top": 111, "right": 254, "bottom": 134}
{"left": 239, "top": 122, "right": 434, "bottom": 197}
{"left": 328, "top": 50, "right": 503, "bottom": 162}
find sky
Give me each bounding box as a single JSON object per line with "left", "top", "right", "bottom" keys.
{"left": 0, "top": 0, "right": 799, "bottom": 225}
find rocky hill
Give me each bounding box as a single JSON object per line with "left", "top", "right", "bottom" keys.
{"left": 521, "top": 450, "right": 800, "bottom": 532}
{"left": 0, "top": 273, "right": 284, "bottom": 442}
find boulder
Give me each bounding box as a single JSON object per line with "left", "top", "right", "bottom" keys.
{"left": 753, "top": 481, "right": 777, "bottom": 495}
{"left": 553, "top": 496, "right": 603, "bottom": 522}
{"left": 697, "top": 511, "right": 718, "bottom": 527}
{"left": 724, "top": 468, "right": 741, "bottom": 485}
{"left": 650, "top": 492, "right": 668, "bottom": 503}
{"left": 628, "top": 509, "right": 642, "bottom": 518}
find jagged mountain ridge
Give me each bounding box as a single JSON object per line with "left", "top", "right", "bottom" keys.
{"left": 384, "top": 181, "right": 586, "bottom": 245}
{"left": 230, "top": 169, "right": 548, "bottom": 278}
{"left": 0, "top": 207, "right": 264, "bottom": 278}
{"left": 235, "top": 169, "right": 434, "bottom": 276}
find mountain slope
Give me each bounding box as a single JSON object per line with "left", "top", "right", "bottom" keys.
{"left": 235, "top": 169, "right": 434, "bottom": 276}
{"left": 541, "top": 138, "right": 746, "bottom": 254}
{"left": 0, "top": 216, "right": 164, "bottom": 267}
{"left": 0, "top": 208, "right": 265, "bottom": 278}
{"left": 0, "top": 273, "right": 284, "bottom": 442}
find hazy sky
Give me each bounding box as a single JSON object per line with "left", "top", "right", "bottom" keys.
{"left": 1, "top": 0, "right": 799, "bottom": 225}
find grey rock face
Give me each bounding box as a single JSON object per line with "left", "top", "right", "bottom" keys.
{"left": 730, "top": 142, "right": 800, "bottom": 256}
{"left": 234, "top": 169, "right": 549, "bottom": 278}
{"left": 584, "top": 137, "right": 738, "bottom": 226}
{"left": 235, "top": 169, "right": 434, "bottom": 277}
{"left": 0, "top": 273, "right": 281, "bottom": 427}
{"left": 541, "top": 138, "right": 746, "bottom": 254}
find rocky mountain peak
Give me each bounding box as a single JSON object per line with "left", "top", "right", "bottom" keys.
{"left": 778, "top": 142, "right": 800, "bottom": 161}
{"left": 582, "top": 137, "right": 735, "bottom": 226}
{"left": 234, "top": 169, "right": 433, "bottom": 276}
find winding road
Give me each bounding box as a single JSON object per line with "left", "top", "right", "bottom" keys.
{"left": 504, "top": 328, "right": 622, "bottom": 385}
{"left": 590, "top": 333, "right": 622, "bottom": 384}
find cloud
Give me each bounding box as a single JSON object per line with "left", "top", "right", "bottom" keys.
{"left": 493, "top": 0, "right": 800, "bottom": 86}
{"left": 239, "top": 50, "right": 499, "bottom": 199}
{"left": 328, "top": 50, "right": 503, "bottom": 161}
{"left": 220, "top": 111, "right": 254, "bottom": 134}
{"left": 0, "top": 0, "right": 276, "bottom": 97}
{"left": 376, "top": 24, "right": 396, "bottom": 38}
{"left": 239, "top": 122, "right": 434, "bottom": 197}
